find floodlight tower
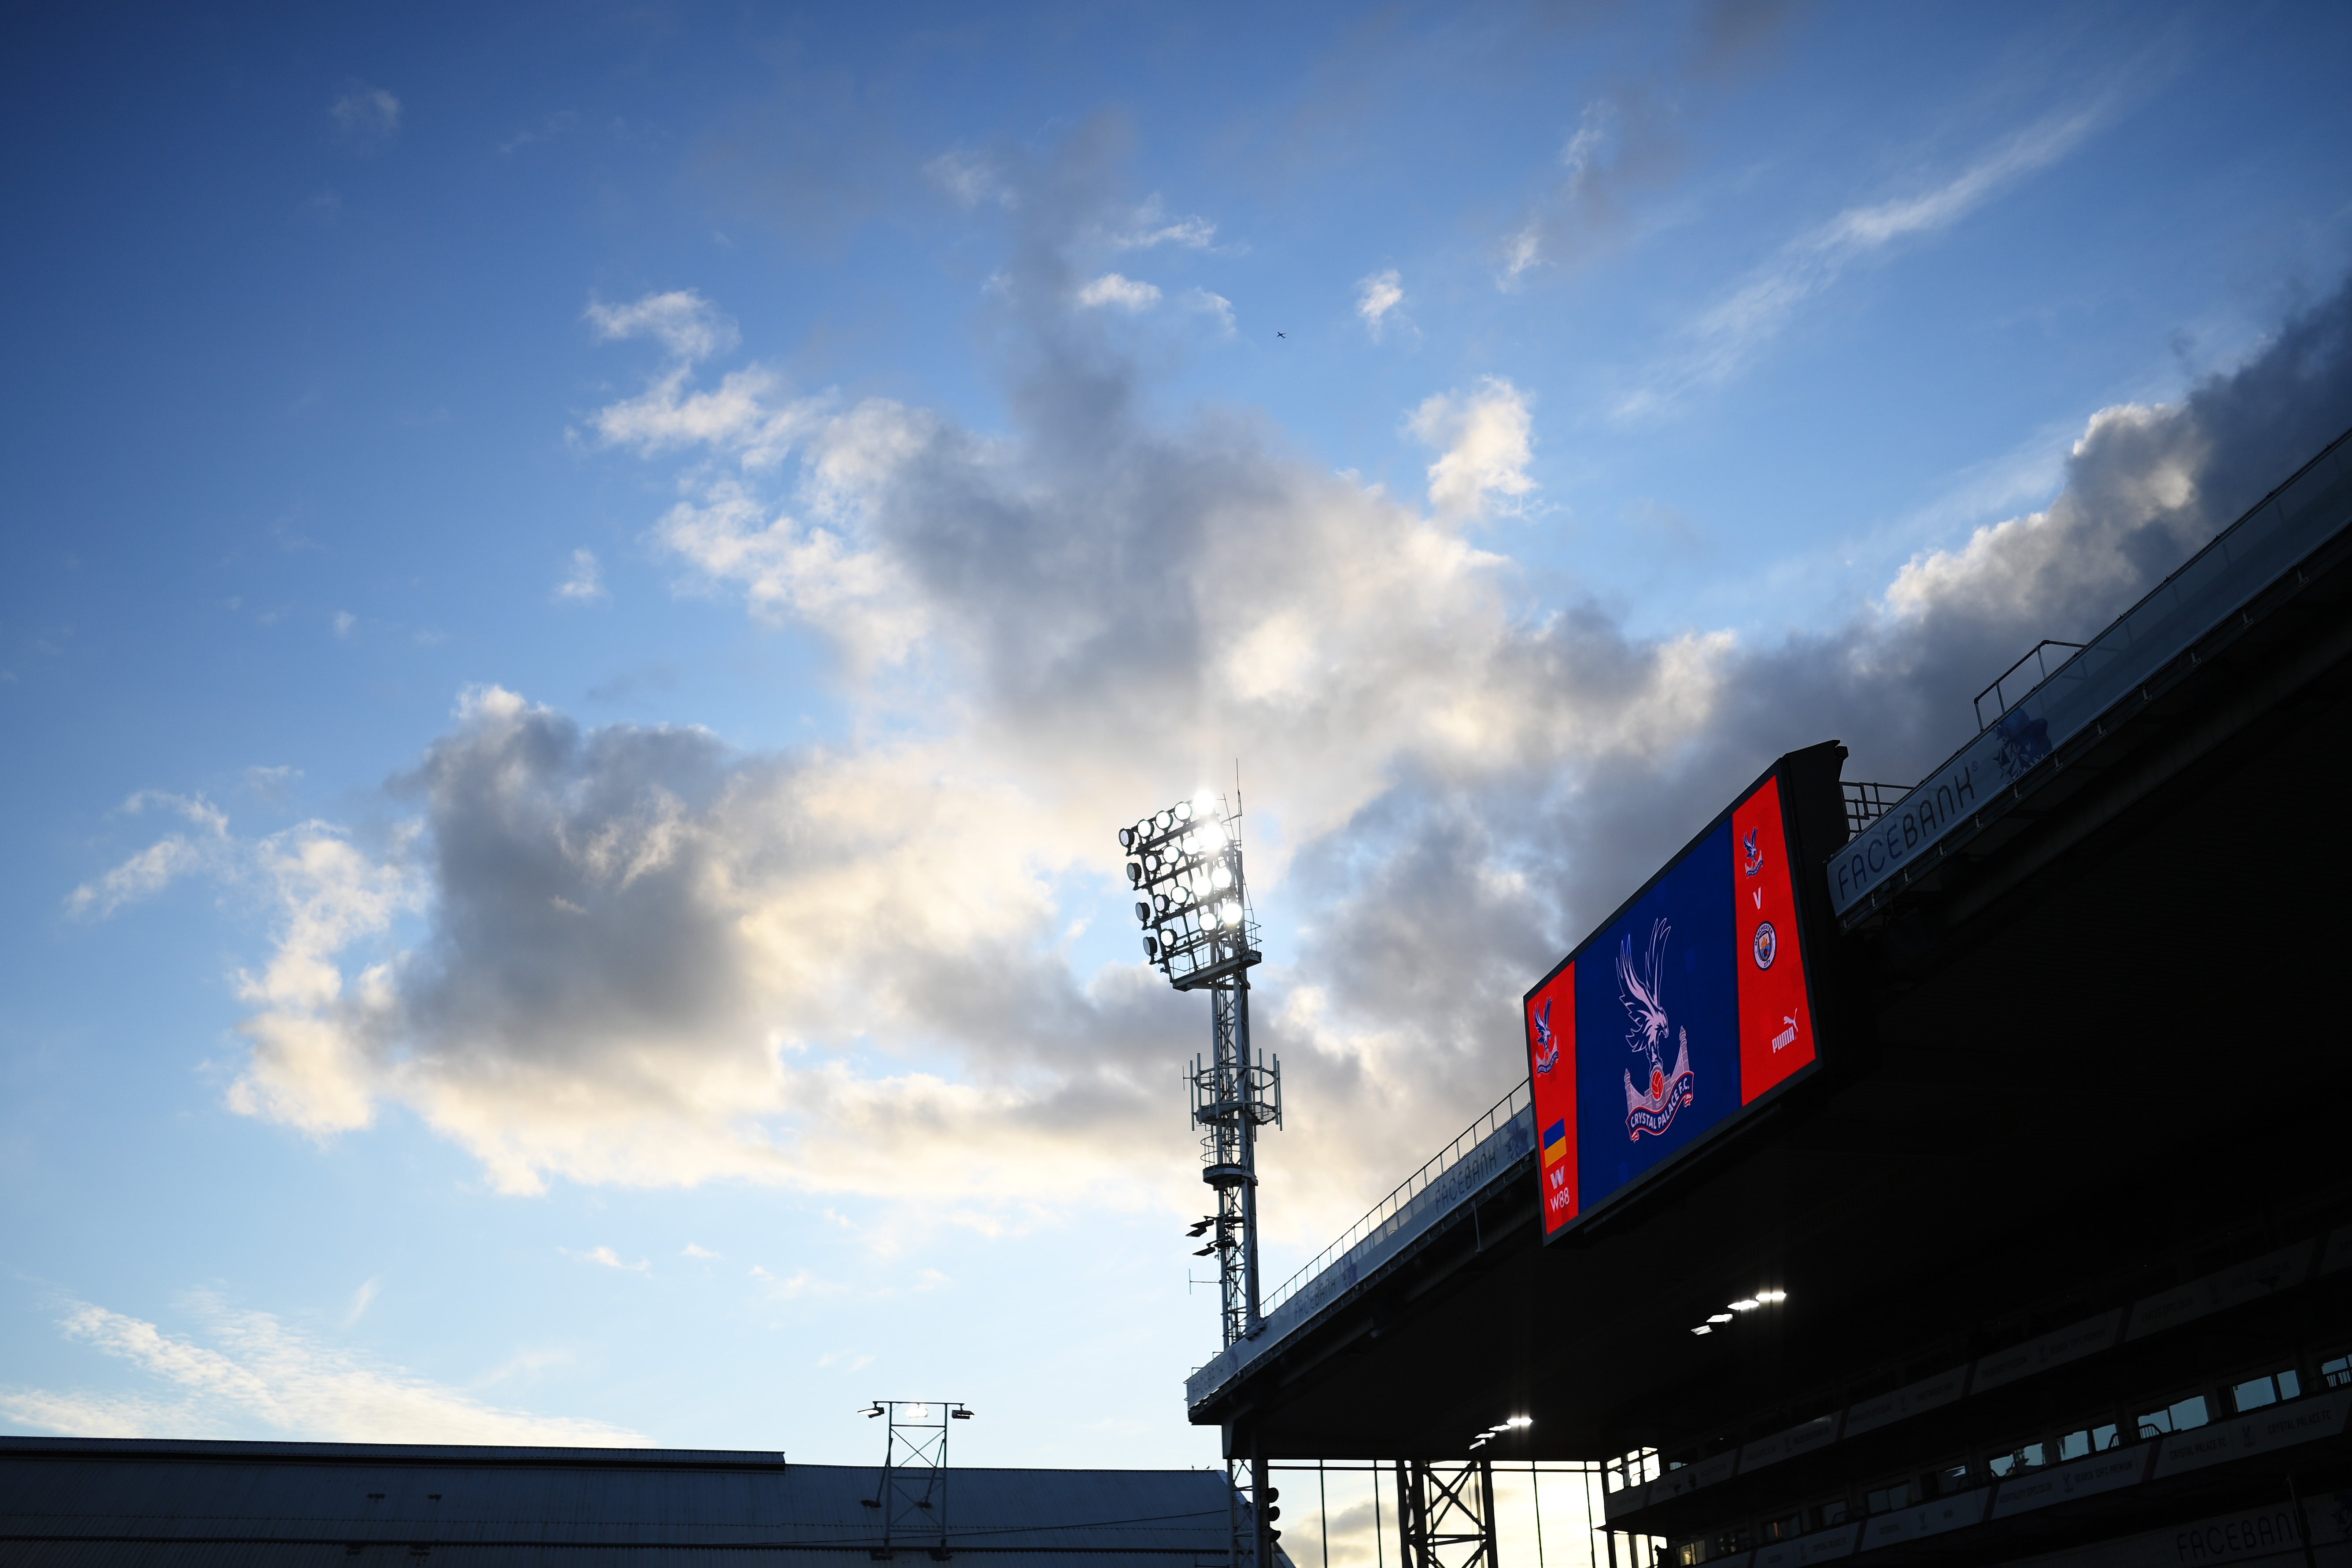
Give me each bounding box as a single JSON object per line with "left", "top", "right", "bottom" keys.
{"left": 1118, "top": 789, "right": 1284, "bottom": 1568}
{"left": 1118, "top": 790, "right": 1281, "bottom": 1348}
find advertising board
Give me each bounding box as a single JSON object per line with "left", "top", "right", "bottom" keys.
{"left": 1525, "top": 760, "right": 1826, "bottom": 1240}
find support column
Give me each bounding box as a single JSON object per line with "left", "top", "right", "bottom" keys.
{"left": 1396, "top": 1460, "right": 1498, "bottom": 1568}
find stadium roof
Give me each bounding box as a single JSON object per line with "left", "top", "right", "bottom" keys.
{"left": 0, "top": 1436, "right": 1244, "bottom": 1567}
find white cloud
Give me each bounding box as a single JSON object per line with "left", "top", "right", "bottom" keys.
{"left": 555, "top": 548, "right": 607, "bottom": 604}
{"left": 1497, "top": 98, "right": 1676, "bottom": 284}
{"left": 1407, "top": 378, "right": 1538, "bottom": 523}
{"left": 333, "top": 611, "right": 356, "bottom": 640}
{"left": 749, "top": 1265, "right": 838, "bottom": 1299}
{"left": 591, "top": 366, "right": 824, "bottom": 465}
{"left": 585, "top": 290, "right": 738, "bottom": 364}
{"left": 66, "top": 837, "right": 207, "bottom": 919}
{"left": 223, "top": 820, "right": 425, "bottom": 1137}
{"left": 137, "top": 153, "right": 2352, "bottom": 1249}
{"left": 568, "top": 1246, "right": 650, "bottom": 1273}
{"left": 340, "top": 1278, "right": 380, "bottom": 1328}
{"left": 1628, "top": 106, "right": 2104, "bottom": 413}
{"left": 331, "top": 86, "right": 401, "bottom": 143}
{"left": 66, "top": 793, "right": 231, "bottom": 919}
{"left": 0, "top": 1292, "right": 650, "bottom": 1445}
{"left": 243, "top": 765, "right": 303, "bottom": 804}
{"left": 1356, "top": 269, "right": 1405, "bottom": 338}
{"left": 1183, "top": 288, "right": 1236, "bottom": 335}
{"left": 1075, "top": 273, "right": 1162, "bottom": 311}
{"left": 1101, "top": 196, "right": 1220, "bottom": 252}
{"left": 681, "top": 1243, "right": 721, "bottom": 1259}
{"left": 926, "top": 149, "right": 1010, "bottom": 210}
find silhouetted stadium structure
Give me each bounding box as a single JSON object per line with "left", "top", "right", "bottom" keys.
{"left": 7, "top": 429, "right": 2349, "bottom": 1568}
{"left": 1189, "top": 425, "right": 2352, "bottom": 1568}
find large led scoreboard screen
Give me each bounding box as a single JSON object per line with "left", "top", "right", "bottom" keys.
{"left": 1525, "top": 764, "right": 1823, "bottom": 1240}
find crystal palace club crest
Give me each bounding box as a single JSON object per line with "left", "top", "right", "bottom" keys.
{"left": 1619, "top": 918, "right": 1695, "bottom": 1139}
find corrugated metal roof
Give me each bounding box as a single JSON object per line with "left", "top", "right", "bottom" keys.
{"left": 0, "top": 1437, "right": 1242, "bottom": 1566}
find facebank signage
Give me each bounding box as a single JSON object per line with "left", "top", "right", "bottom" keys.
{"left": 1827, "top": 716, "right": 2032, "bottom": 917}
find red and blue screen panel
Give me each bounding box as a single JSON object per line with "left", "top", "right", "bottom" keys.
{"left": 1526, "top": 771, "right": 1817, "bottom": 1240}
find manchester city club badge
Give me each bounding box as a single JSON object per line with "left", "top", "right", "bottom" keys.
{"left": 1753, "top": 920, "right": 1776, "bottom": 970}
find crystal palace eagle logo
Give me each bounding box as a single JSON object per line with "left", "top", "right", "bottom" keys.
{"left": 1531, "top": 999, "right": 1560, "bottom": 1077}
{"left": 1619, "top": 918, "right": 1695, "bottom": 1140}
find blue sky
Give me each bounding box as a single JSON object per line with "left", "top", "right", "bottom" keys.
{"left": 4, "top": 1, "right": 2351, "bottom": 1477}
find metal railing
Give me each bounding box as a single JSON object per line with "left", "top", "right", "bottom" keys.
{"left": 1972, "top": 639, "right": 2086, "bottom": 731}
{"left": 1260, "top": 1078, "right": 1534, "bottom": 1318}
{"left": 1839, "top": 781, "right": 1902, "bottom": 842}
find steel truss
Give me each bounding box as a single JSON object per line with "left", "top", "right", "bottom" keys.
{"left": 862, "top": 1400, "right": 967, "bottom": 1561}
{"left": 1396, "top": 1460, "right": 1498, "bottom": 1568}
{"left": 1191, "top": 975, "right": 1280, "bottom": 1350}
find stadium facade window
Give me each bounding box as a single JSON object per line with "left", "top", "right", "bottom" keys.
{"left": 1865, "top": 1482, "right": 1909, "bottom": 1515}
{"left": 1987, "top": 1442, "right": 2046, "bottom": 1478}
{"left": 1761, "top": 1513, "right": 1803, "bottom": 1542}
{"left": 2137, "top": 1395, "right": 2210, "bottom": 1439}
{"left": 2056, "top": 1423, "right": 2119, "bottom": 1461}
{"left": 1930, "top": 1461, "right": 1972, "bottom": 1496}
{"left": 1813, "top": 1499, "right": 1849, "bottom": 1530}
{"left": 2323, "top": 1354, "right": 2352, "bottom": 1390}
{"left": 2232, "top": 1369, "right": 2302, "bottom": 1411}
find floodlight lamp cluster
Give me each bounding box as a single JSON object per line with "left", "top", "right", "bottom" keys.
{"left": 1119, "top": 793, "right": 1257, "bottom": 988}
{"left": 1688, "top": 1288, "right": 1787, "bottom": 1336}
{"left": 1468, "top": 1414, "right": 1534, "bottom": 1452}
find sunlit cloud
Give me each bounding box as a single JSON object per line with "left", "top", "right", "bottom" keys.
{"left": 1076, "top": 273, "right": 1162, "bottom": 310}
{"left": 1357, "top": 269, "right": 1405, "bottom": 339}
{"left": 114, "top": 147, "right": 2352, "bottom": 1252}
{"left": 0, "top": 1292, "right": 651, "bottom": 1445}
{"left": 555, "top": 547, "right": 608, "bottom": 604}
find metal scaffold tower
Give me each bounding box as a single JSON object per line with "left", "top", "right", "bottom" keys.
{"left": 860, "top": 1399, "right": 971, "bottom": 1561}
{"left": 1118, "top": 787, "right": 1283, "bottom": 1568}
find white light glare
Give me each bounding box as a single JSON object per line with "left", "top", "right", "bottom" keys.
{"left": 1506, "top": 1416, "right": 1533, "bottom": 1428}
{"left": 1192, "top": 793, "right": 1220, "bottom": 820}
{"left": 1758, "top": 1290, "right": 1787, "bottom": 1302}
{"left": 1691, "top": 1325, "right": 1713, "bottom": 1336}
{"left": 1707, "top": 1313, "right": 1734, "bottom": 1324}
{"left": 1730, "top": 1299, "right": 1760, "bottom": 1312}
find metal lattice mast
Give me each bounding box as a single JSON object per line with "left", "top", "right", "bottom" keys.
{"left": 1118, "top": 787, "right": 1283, "bottom": 1568}
{"left": 1198, "top": 978, "right": 1265, "bottom": 1347}
{"left": 860, "top": 1400, "right": 971, "bottom": 1561}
